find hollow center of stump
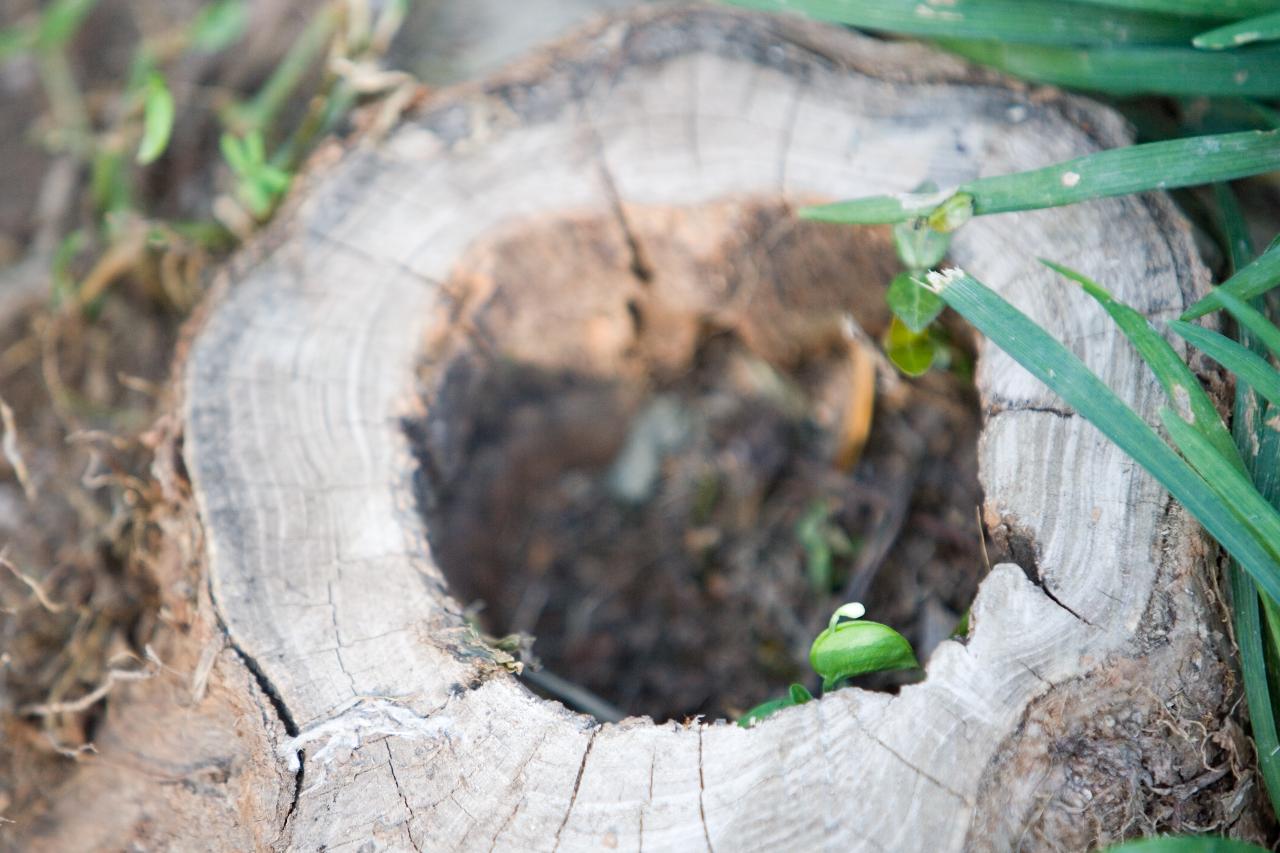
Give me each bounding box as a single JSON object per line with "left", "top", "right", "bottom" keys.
{"left": 406, "top": 198, "right": 984, "bottom": 723}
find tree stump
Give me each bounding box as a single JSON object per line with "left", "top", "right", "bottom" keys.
{"left": 28, "top": 5, "right": 1257, "bottom": 851}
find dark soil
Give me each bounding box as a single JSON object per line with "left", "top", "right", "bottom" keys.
{"left": 409, "top": 200, "right": 986, "bottom": 723}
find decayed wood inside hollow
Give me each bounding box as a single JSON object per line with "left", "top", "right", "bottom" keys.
{"left": 409, "top": 198, "right": 986, "bottom": 724}
{"left": 28, "top": 6, "right": 1255, "bottom": 852}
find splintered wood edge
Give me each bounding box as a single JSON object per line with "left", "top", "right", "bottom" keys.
{"left": 183, "top": 6, "right": 1212, "bottom": 851}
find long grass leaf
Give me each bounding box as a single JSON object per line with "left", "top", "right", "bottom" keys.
{"left": 1069, "top": 0, "right": 1280, "bottom": 19}
{"left": 1162, "top": 409, "right": 1280, "bottom": 558}
{"left": 924, "top": 268, "right": 1280, "bottom": 603}
{"left": 724, "top": 0, "right": 1203, "bottom": 46}
{"left": 1213, "top": 183, "right": 1280, "bottom": 817}
{"left": 1195, "top": 11, "right": 1280, "bottom": 49}
{"left": 1215, "top": 289, "right": 1280, "bottom": 359}
{"left": 1184, "top": 242, "right": 1280, "bottom": 318}
{"left": 1215, "top": 182, "right": 1257, "bottom": 270}
{"left": 936, "top": 39, "right": 1280, "bottom": 98}
{"left": 1171, "top": 320, "right": 1280, "bottom": 406}
{"left": 1232, "top": 559, "right": 1280, "bottom": 813}
{"left": 1041, "top": 259, "right": 1242, "bottom": 469}
{"left": 805, "top": 131, "right": 1280, "bottom": 225}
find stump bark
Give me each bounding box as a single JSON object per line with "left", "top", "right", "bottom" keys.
{"left": 26, "top": 5, "right": 1258, "bottom": 851}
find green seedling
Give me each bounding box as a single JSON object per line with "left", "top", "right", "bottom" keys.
{"left": 810, "top": 602, "right": 919, "bottom": 691}
{"left": 737, "top": 683, "right": 813, "bottom": 729}
{"left": 221, "top": 130, "right": 292, "bottom": 218}
{"left": 886, "top": 272, "right": 945, "bottom": 334}
{"left": 884, "top": 316, "right": 948, "bottom": 377}
{"left": 738, "top": 603, "right": 918, "bottom": 727}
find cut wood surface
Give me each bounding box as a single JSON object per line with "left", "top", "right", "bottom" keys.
{"left": 24, "top": 5, "right": 1254, "bottom": 852}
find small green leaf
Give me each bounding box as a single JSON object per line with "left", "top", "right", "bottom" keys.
{"left": 809, "top": 604, "right": 918, "bottom": 691}
{"left": 737, "top": 683, "right": 813, "bottom": 728}
{"left": 884, "top": 316, "right": 937, "bottom": 376}
{"left": 36, "top": 0, "right": 99, "bottom": 48}
{"left": 892, "top": 217, "right": 951, "bottom": 270}
{"left": 221, "top": 130, "right": 291, "bottom": 217}
{"left": 190, "top": 0, "right": 247, "bottom": 52}
{"left": 137, "top": 72, "right": 174, "bottom": 165}
{"left": 245, "top": 128, "right": 266, "bottom": 164}
{"left": 788, "top": 683, "right": 813, "bottom": 704}
{"left": 887, "top": 272, "right": 946, "bottom": 333}
{"left": 220, "top": 132, "right": 248, "bottom": 173}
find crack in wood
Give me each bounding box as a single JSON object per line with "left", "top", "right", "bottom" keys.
{"left": 1027, "top": 574, "right": 1096, "bottom": 628}
{"left": 488, "top": 798, "right": 523, "bottom": 853}
{"left": 856, "top": 722, "right": 975, "bottom": 809}
{"left": 385, "top": 741, "right": 424, "bottom": 852}
{"left": 698, "top": 728, "right": 715, "bottom": 853}
{"left": 484, "top": 729, "right": 550, "bottom": 850}
{"left": 985, "top": 402, "right": 1075, "bottom": 420}
{"left": 205, "top": 565, "right": 305, "bottom": 840}
{"left": 226, "top": 641, "right": 304, "bottom": 839}
{"left": 551, "top": 727, "right": 598, "bottom": 852}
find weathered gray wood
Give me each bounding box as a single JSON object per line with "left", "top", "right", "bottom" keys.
{"left": 130, "top": 6, "right": 1237, "bottom": 851}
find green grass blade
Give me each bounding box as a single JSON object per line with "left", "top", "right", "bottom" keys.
{"left": 1232, "top": 559, "right": 1280, "bottom": 814}
{"left": 805, "top": 130, "right": 1280, "bottom": 225}
{"left": 1041, "top": 259, "right": 1242, "bottom": 469}
{"left": 1162, "top": 409, "right": 1280, "bottom": 556}
{"left": 1216, "top": 187, "right": 1280, "bottom": 818}
{"left": 723, "top": 0, "right": 1204, "bottom": 46}
{"left": 1069, "top": 0, "right": 1280, "bottom": 18}
{"left": 1183, "top": 242, "right": 1280, "bottom": 318}
{"left": 36, "top": 0, "right": 98, "bottom": 49}
{"left": 1214, "top": 182, "right": 1257, "bottom": 270}
{"left": 1171, "top": 320, "right": 1280, "bottom": 407}
{"left": 1195, "top": 10, "right": 1280, "bottom": 49}
{"left": 936, "top": 39, "right": 1280, "bottom": 97}
{"left": 924, "top": 268, "right": 1280, "bottom": 603}
{"left": 1215, "top": 289, "right": 1280, "bottom": 359}
{"left": 136, "top": 72, "right": 174, "bottom": 166}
